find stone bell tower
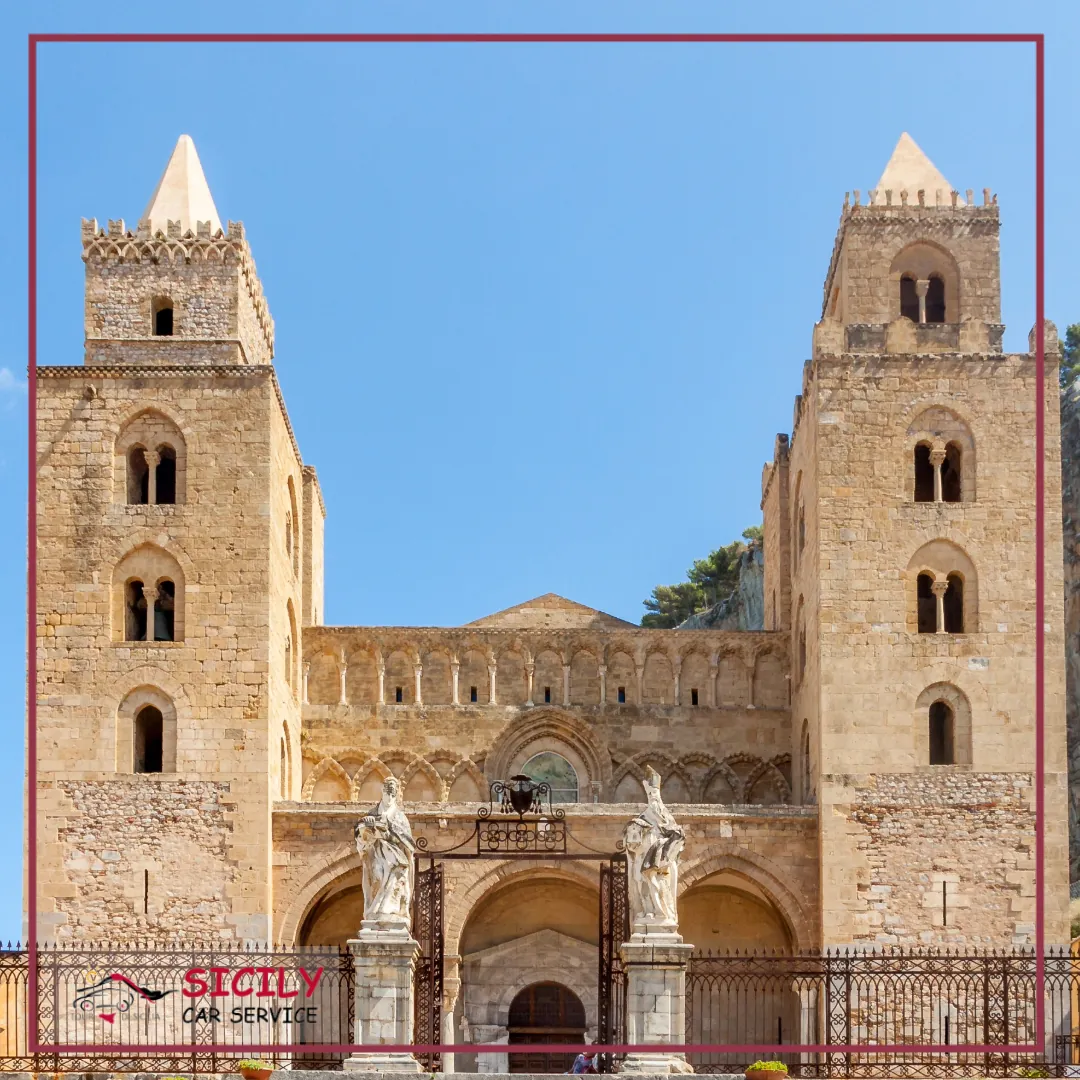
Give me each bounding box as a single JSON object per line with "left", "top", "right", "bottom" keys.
{"left": 768, "top": 132, "right": 1068, "bottom": 947}
{"left": 34, "top": 135, "right": 323, "bottom": 942}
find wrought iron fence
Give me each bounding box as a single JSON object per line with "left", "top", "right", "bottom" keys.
{"left": 0, "top": 941, "right": 353, "bottom": 1073}
{"left": 686, "top": 947, "right": 1080, "bottom": 1077}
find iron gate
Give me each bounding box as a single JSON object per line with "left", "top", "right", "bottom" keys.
{"left": 409, "top": 777, "right": 629, "bottom": 1074}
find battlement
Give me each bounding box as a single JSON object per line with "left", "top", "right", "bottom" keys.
{"left": 81, "top": 216, "right": 275, "bottom": 365}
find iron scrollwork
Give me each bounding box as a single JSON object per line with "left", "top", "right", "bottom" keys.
{"left": 480, "top": 774, "right": 567, "bottom": 820}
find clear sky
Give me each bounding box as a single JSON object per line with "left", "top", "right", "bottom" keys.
{"left": 0, "top": 0, "right": 1075, "bottom": 942}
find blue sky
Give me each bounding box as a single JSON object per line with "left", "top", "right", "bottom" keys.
{"left": 0, "top": 0, "right": 1076, "bottom": 941}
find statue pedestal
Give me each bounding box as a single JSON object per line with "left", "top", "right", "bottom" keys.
{"left": 344, "top": 928, "right": 423, "bottom": 1074}
{"left": 619, "top": 933, "right": 695, "bottom": 1076}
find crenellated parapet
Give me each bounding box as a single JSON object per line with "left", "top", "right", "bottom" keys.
{"left": 81, "top": 216, "right": 275, "bottom": 365}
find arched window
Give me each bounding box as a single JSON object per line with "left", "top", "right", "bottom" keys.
{"left": 917, "top": 574, "right": 936, "bottom": 634}
{"left": 928, "top": 700, "right": 955, "bottom": 765}
{"left": 134, "top": 706, "right": 164, "bottom": 773}
{"left": 943, "top": 573, "right": 964, "bottom": 633}
{"left": 114, "top": 545, "right": 185, "bottom": 643}
{"left": 152, "top": 297, "right": 174, "bottom": 336}
{"left": 128, "top": 448, "right": 150, "bottom": 504}
{"left": 116, "top": 410, "right": 187, "bottom": 506}
{"left": 125, "top": 580, "right": 148, "bottom": 641}
{"left": 522, "top": 751, "right": 578, "bottom": 804}
{"left": 926, "top": 274, "right": 946, "bottom": 323}
{"left": 156, "top": 446, "right": 177, "bottom": 504}
{"left": 941, "top": 442, "right": 962, "bottom": 502}
{"left": 900, "top": 274, "right": 920, "bottom": 321}
{"left": 280, "top": 738, "right": 288, "bottom": 798}
{"left": 797, "top": 505, "right": 805, "bottom": 557}
{"left": 908, "top": 540, "right": 978, "bottom": 636}
{"left": 287, "top": 601, "right": 298, "bottom": 697}
{"left": 801, "top": 719, "right": 812, "bottom": 805}
{"left": 914, "top": 443, "right": 935, "bottom": 502}
{"left": 154, "top": 579, "right": 176, "bottom": 641}
{"left": 287, "top": 476, "right": 300, "bottom": 577}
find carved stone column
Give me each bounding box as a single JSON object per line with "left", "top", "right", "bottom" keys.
{"left": 451, "top": 659, "right": 460, "bottom": 706}
{"left": 708, "top": 660, "right": 718, "bottom": 707}
{"left": 488, "top": 658, "right": 497, "bottom": 705}
{"left": 562, "top": 663, "right": 571, "bottom": 706}
{"left": 344, "top": 925, "right": 423, "bottom": 1073}
{"left": 377, "top": 662, "right": 386, "bottom": 705}
{"left": 442, "top": 956, "right": 461, "bottom": 1074}
{"left": 525, "top": 661, "right": 535, "bottom": 707}
{"left": 635, "top": 664, "right": 645, "bottom": 705}
{"left": 413, "top": 662, "right": 423, "bottom": 706}
{"left": 932, "top": 579, "right": 949, "bottom": 634}
{"left": 930, "top": 444, "right": 946, "bottom": 503}
{"left": 673, "top": 660, "right": 682, "bottom": 707}
{"left": 302, "top": 661, "right": 310, "bottom": 705}
{"left": 143, "top": 586, "right": 159, "bottom": 642}
{"left": 916, "top": 277, "right": 930, "bottom": 324}
{"left": 338, "top": 651, "right": 348, "bottom": 706}
{"left": 598, "top": 664, "right": 607, "bottom": 707}
{"left": 143, "top": 449, "right": 160, "bottom": 505}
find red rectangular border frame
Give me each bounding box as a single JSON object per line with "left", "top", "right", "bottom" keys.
{"left": 27, "top": 31, "right": 1046, "bottom": 1059}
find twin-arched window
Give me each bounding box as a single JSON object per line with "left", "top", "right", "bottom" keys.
{"left": 114, "top": 545, "right": 184, "bottom": 643}
{"left": 117, "top": 410, "right": 186, "bottom": 506}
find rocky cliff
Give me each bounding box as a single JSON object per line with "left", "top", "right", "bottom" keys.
{"left": 677, "top": 543, "right": 765, "bottom": 631}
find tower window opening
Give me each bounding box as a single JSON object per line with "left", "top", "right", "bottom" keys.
{"left": 125, "top": 579, "right": 148, "bottom": 641}
{"left": 544, "top": 686, "right": 551, "bottom": 704}
{"left": 154, "top": 580, "right": 175, "bottom": 641}
{"left": 914, "top": 443, "right": 935, "bottom": 502}
{"left": 943, "top": 573, "right": 964, "bottom": 633}
{"left": 926, "top": 274, "right": 946, "bottom": 323}
{"left": 134, "top": 706, "right": 164, "bottom": 773}
{"left": 929, "top": 700, "right": 955, "bottom": 765}
{"left": 900, "top": 274, "right": 920, "bottom": 321}
{"left": 617, "top": 686, "right": 626, "bottom": 703}
{"left": 917, "top": 573, "right": 936, "bottom": 634}
{"left": 285, "top": 636, "right": 292, "bottom": 689}
{"left": 128, "top": 447, "right": 150, "bottom": 504}
{"left": 690, "top": 688, "right": 699, "bottom": 707}
{"left": 281, "top": 738, "right": 287, "bottom": 798}
{"left": 395, "top": 686, "right": 403, "bottom": 704}
{"left": 470, "top": 685, "right": 478, "bottom": 703}
{"left": 155, "top": 445, "right": 177, "bottom": 504}
{"left": 798, "top": 506, "right": 806, "bottom": 555}
{"left": 942, "top": 442, "right": 962, "bottom": 502}
{"left": 152, "top": 301, "right": 174, "bottom": 336}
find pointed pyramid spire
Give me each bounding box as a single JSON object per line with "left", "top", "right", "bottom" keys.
{"left": 142, "top": 134, "right": 222, "bottom": 235}
{"left": 875, "top": 132, "right": 963, "bottom": 205}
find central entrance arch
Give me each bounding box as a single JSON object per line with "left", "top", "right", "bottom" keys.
{"left": 508, "top": 983, "right": 587, "bottom": 1074}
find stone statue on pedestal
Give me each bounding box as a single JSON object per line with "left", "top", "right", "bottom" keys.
{"left": 355, "top": 776, "right": 416, "bottom": 931}
{"left": 622, "top": 765, "right": 685, "bottom": 935}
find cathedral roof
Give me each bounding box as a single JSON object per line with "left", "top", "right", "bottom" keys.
{"left": 141, "top": 134, "right": 222, "bottom": 235}
{"left": 875, "top": 132, "right": 963, "bottom": 205}
{"left": 466, "top": 592, "right": 636, "bottom": 630}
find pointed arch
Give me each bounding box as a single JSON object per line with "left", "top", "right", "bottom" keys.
{"left": 303, "top": 757, "right": 351, "bottom": 803}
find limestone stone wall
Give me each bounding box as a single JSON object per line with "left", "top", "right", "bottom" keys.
{"left": 809, "top": 346, "right": 1068, "bottom": 946}
{"left": 81, "top": 219, "right": 274, "bottom": 366}
{"left": 823, "top": 201, "right": 1002, "bottom": 336}
{"left": 298, "top": 626, "right": 793, "bottom": 808}
{"left": 1059, "top": 387, "right": 1080, "bottom": 882}
{"left": 761, "top": 434, "right": 791, "bottom": 634}
{"left": 845, "top": 771, "right": 1036, "bottom": 946}
{"left": 301, "top": 465, "right": 326, "bottom": 629}
{"left": 35, "top": 363, "right": 303, "bottom": 941}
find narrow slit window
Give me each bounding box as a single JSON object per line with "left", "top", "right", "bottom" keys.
{"left": 929, "top": 700, "right": 955, "bottom": 765}
{"left": 153, "top": 301, "right": 174, "bottom": 336}
{"left": 470, "top": 685, "right": 478, "bottom": 703}
{"left": 154, "top": 580, "right": 176, "bottom": 641}
{"left": 125, "top": 579, "right": 148, "bottom": 641}
{"left": 900, "top": 274, "right": 919, "bottom": 321}
{"left": 926, "top": 274, "right": 946, "bottom": 323}
{"left": 544, "top": 686, "right": 551, "bottom": 704}
{"left": 134, "top": 706, "right": 163, "bottom": 773}
{"left": 917, "top": 573, "right": 936, "bottom": 634}
{"left": 690, "top": 688, "right": 699, "bottom": 707}
{"left": 395, "top": 686, "right": 403, "bottom": 704}
{"left": 943, "top": 573, "right": 964, "bottom": 633}
{"left": 617, "top": 686, "right": 626, "bottom": 704}
{"left": 155, "top": 446, "right": 177, "bottom": 504}
{"left": 913, "top": 443, "right": 934, "bottom": 502}
{"left": 942, "top": 442, "right": 962, "bottom": 503}
{"left": 128, "top": 447, "right": 149, "bottom": 505}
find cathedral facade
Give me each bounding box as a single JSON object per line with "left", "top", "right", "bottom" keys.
{"left": 32, "top": 132, "right": 1070, "bottom": 1059}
